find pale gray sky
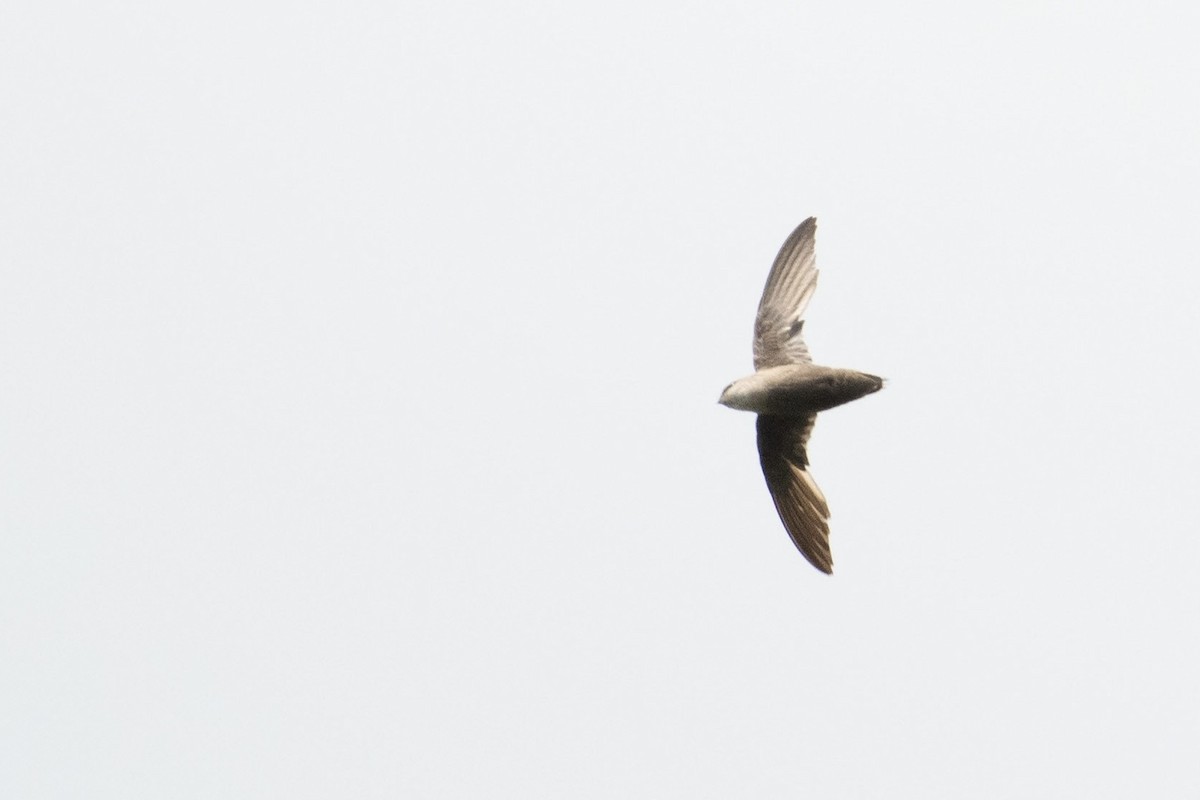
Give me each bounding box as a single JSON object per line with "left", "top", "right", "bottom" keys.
{"left": 3, "top": 1, "right": 1198, "bottom": 797}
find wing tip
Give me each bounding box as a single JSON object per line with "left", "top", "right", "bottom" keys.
{"left": 795, "top": 541, "right": 834, "bottom": 574}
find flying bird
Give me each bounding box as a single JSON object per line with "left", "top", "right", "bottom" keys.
{"left": 719, "top": 218, "right": 882, "bottom": 574}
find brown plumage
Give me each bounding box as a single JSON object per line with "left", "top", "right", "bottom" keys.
{"left": 719, "top": 218, "right": 882, "bottom": 574}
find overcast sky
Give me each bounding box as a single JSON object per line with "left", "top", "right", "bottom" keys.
{"left": 3, "top": 1, "right": 1199, "bottom": 797}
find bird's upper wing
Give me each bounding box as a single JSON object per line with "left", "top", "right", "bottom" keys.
{"left": 753, "top": 217, "right": 819, "bottom": 370}
{"left": 756, "top": 413, "right": 832, "bottom": 574}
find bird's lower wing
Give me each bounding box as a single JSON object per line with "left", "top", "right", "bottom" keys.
{"left": 756, "top": 414, "right": 832, "bottom": 574}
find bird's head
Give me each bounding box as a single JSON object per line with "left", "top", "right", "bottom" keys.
{"left": 718, "top": 378, "right": 759, "bottom": 411}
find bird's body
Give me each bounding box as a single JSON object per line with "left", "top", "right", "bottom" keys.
{"left": 718, "top": 218, "right": 881, "bottom": 574}
{"left": 720, "top": 364, "right": 882, "bottom": 415}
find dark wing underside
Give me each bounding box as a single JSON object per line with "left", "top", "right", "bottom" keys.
{"left": 756, "top": 413, "right": 833, "bottom": 574}
{"left": 753, "top": 217, "right": 819, "bottom": 370}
